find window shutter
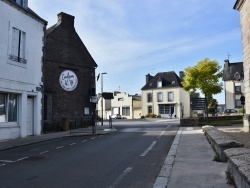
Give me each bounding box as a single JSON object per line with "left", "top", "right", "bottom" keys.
{"left": 20, "top": 31, "right": 25, "bottom": 59}
{"left": 11, "top": 28, "right": 19, "bottom": 58}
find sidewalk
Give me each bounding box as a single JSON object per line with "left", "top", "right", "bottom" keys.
{"left": 154, "top": 127, "right": 233, "bottom": 188}
{"left": 0, "top": 124, "right": 116, "bottom": 151}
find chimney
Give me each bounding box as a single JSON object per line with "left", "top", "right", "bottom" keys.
{"left": 179, "top": 71, "right": 184, "bottom": 80}
{"left": 146, "top": 73, "right": 153, "bottom": 83}
{"left": 57, "top": 12, "right": 75, "bottom": 29}
{"left": 224, "top": 59, "right": 230, "bottom": 68}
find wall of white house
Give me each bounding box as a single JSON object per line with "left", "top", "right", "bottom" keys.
{"left": 141, "top": 87, "right": 191, "bottom": 118}
{"left": 224, "top": 80, "right": 244, "bottom": 109}
{"left": 0, "top": 1, "right": 45, "bottom": 140}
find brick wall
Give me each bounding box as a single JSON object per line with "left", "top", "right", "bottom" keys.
{"left": 44, "top": 12, "right": 97, "bottom": 125}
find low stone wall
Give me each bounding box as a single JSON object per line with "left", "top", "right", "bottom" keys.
{"left": 202, "top": 125, "right": 244, "bottom": 162}
{"left": 199, "top": 115, "right": 242, "bottom": 122}
{"left": 180, "top": 118, "right": 199, "bottom": 127}
{"left": 224, "top": 148, "right": 250, "bottom": 188}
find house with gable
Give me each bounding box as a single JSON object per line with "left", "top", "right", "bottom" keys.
{"left": 44, "top": 12, "right": 97, "bottom": 129}
{"left": 111, "top": 92, "right": 142, "bottom": 119}
{"left": 0, "top": 0, "right": 47, "bottom": 140}
{"left": 141, "top": 71, "right": 191, "bottom": 118}
{"left": 223, "top": 59, "right": 244, "bottom": 109}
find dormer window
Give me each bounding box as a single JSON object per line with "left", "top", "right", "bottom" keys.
{"left": 157, "top": 79, "right": 162, "bottom": 88}
{"left": 234, "top": 72, "right": 241, "bottom": 80}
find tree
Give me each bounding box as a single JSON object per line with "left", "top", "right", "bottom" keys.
{"left": 182, "top": 58, "right": 223, "bottom": 117}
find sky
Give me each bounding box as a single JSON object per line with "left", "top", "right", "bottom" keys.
{"left": 28, "top": 0, "right": 242, "bottom": 104}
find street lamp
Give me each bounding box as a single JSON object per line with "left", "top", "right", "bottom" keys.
{"left": 101, "top": 72, "right": 107, "bottom": 125}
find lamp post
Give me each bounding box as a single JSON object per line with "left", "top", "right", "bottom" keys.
{"left": 101, "top": 72, "right": 107, "bottom": 125}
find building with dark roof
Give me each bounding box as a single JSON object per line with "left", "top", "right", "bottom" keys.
{"left": 43, "top": 12, "right": 97, "bottom": 129}
{"left": 141, "top": 71, "right": 190, "bottom": 118}
{"left": 0, "top": 0, "right": 47, "bottom": 140}
{"left": 223, "top": 59, "right": 244, "bottom": 109}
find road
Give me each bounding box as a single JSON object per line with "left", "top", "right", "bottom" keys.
{"left": 0, "top": 119, "right": 179, "bottom": 188}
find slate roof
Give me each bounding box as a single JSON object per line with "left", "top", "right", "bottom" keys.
{"left": 141, "top": 71, "right": 182, "bottom": 90}
{"left": 223, "top": 61, "right": 243, "bottom": 81}
{"left": 5, "top": 0, "right": 47, "bottom": 25}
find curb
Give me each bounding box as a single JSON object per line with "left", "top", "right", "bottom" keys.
{"left": 153, "top": 128, "right": 182, "bottom": 188}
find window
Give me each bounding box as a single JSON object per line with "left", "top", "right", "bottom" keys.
{"left": 159, "top": 104, "right": 170, "bottom": 114}
{"left": 236, "top": 100, "right": 241, "bottom": 108}
{"left": 83, "top": 107, "right": 90, "bottom": 115}
{"left": 9, "top": 28, "right": 26, "bottom": 64}
{"left": 148, "top": 106, "right": 152, "bottom": 114}
{"left": 157, "top": 80, "right": 162, "bottom": 88}
{"left": 122, "top": 107, "right": 130, "bottom": 116}
{"left": 234, "top": 72, "right": 241, "bottom": 80}
{"left": 235, "top": 86, "right": 241, "bottom": 94}
{"left": 147, "top": 93, "right": 152, "bottom": 102}
{"left": 168, "top": 92, "right": 174, "bottom": 102}
{"left": 157, "top": 92, "right": 163, "bottom": 102}
{"left": 118, "top": 98, "right": 124, "bottom": 101}
{"left": 0, "top": 93, "right": 18, "bottom": 123}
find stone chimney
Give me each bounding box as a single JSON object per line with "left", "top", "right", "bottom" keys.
{"left": 224, "top": 59, "right": 230, "bottom": 68}
{"left": 57, "top": 12, "right": 75, "bottom": 30}
{"left": 146, "top": 73, "right": 153, "bottom": 83}
{"left": 179, "top": 71, "right": 184, "bottom": 80}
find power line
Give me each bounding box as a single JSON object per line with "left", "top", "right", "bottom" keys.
{"left": 105, "top": 25, "right": 240, "bottom": 65}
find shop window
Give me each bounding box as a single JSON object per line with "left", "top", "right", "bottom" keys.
{"left": 0, "top": 93, "right": 18, "bottom": 123}
{"left": 83, "top": 107, "right": 90, "bottom": 115}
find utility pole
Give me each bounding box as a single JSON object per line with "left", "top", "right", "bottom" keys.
{"left": 101, "top": 72, "right": 107, "bottom": 125}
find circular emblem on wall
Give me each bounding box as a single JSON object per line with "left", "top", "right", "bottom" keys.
{"left": 59, "top": 70, "right": 78, "bottom": 91}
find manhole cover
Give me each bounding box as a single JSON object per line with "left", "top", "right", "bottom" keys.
{"left": 25, "top": 156, "right": 45, "bottom": 161}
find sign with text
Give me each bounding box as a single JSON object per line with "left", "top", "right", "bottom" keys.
{"left": 191, "top": 98, "right": 206, "bottom": 110}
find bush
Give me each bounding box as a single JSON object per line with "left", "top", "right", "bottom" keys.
{"left": 141, "top": 115, "right": 145, "bottom": 118}
{"left": 145, "top": 114, "right": 158, "bottom": 118}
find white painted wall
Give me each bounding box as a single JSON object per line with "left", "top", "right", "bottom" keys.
{"left": 0, "top": 1, "right": 45, "bottom": 140}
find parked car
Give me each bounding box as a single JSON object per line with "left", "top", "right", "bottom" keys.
{"left": 222, "top": 109, "right": 237, "bottom": 116}
{"left": 110, "top": 114, "right": 121, "bottom": 119}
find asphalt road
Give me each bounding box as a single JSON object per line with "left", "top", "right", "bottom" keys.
{"left": 0, "top": 119, "right": 179, "bottom": 188}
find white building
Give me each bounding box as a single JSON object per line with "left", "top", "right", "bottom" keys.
{"left": 223, "top": 59, "right": 244, "bottom": 110}
{"left": 141, "top": 72, "right": 191, "bottom": 118}
{"left": 111, "top": 92, "right": 142, "bottom": 119}
{"left": 0, "top": 0, "right": 47, "bottom": 140}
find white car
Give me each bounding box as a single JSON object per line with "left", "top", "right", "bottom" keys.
{"left": 110, "top": 114, "right": 121, "bottom": 119}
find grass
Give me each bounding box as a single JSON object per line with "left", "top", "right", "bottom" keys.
{"left": 199, "top": 119, "right": 243, "bottom": 126}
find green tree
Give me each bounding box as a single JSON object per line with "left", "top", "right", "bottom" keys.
{"left": 182, "top": 58, "right": 223, "bottom": 117}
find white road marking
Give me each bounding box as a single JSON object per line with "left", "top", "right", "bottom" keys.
{"left": 186, "top": 127, "right": 193, "bottom": 131}
{"left": 81, "top": 140, "right": 87, "bottom": 143}
{"left": 0, "top": 164, "right": 6, "bottom": 167}
{"left": 91, "top": 137, "right": 96, "bottom": 140}
{"left": 99, "top": 135, "right": 103, "bottom": 137}
{"left": 108, "top": 167, "right": 133, "bottom": 188}
{"left": 140, "top": 141, "right": 157, "bottom": 157}
{"left": 157, "top": 131, "right": 165, "bottom": 138}
{"left": 56, "top": 146, "right": 64, "bottom": 149}
{"left": 39, "top": 151, "right": 49, "bottom": 155}
{"left": 0, "top": 160, "right": 15, "bottom": 163}
{"left": 69, "top": 143, "right": 76, "bottom": 146}
{"left": 16, "top": 157, "right": 29, "bottom": 161}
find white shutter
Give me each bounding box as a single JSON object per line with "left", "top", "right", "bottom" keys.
{"left": 20, "top": 31, "right": 25, "bottom": 59}
{"left": 11, "top": 28, "right": 19, "bottom": 58}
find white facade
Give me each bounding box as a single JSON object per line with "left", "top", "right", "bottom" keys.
{"left": 111, "top": 93, "right": 142, "bottom": 119}
{"left": 0, "top": 0, "right": 46, "bottom": 140}
{"left": 224, "top": 80, "right": 244, "bottom": 109}
{"left": 141, "top": 87, "right": 190, "bottom": 118}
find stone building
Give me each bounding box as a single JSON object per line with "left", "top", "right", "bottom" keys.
{"left": 0, "top": 0, "right": 47, "bottom": 140}
{"left": 44, "top": 12, "right": 97, "bottom": 130}
{"left": 223, "top": 59, "right": 244, "bottom": 109}
{"left": 234, "top": 0, "right": 250, "bottom": 131}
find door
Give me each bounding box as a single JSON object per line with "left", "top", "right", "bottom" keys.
{"left": 27, "top": 97, "right": 34, "bottom": 136}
